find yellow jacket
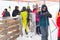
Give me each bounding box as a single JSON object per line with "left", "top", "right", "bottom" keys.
{"left": 20, "top": 11, "right": 28, "bottom": 32}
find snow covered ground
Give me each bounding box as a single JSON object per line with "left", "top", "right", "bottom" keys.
{"left": 0, "top": 1, "right": 59, "bottom": 40}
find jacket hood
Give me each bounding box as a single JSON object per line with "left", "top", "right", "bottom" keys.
{"left": 59, "top": 9, "right": 60, "bottom": 12}
{"left": 41, "top": 4, "right": 48, "bottom": 12}
{"left": 21, "top": 7, "right": 27, "bottom": 12}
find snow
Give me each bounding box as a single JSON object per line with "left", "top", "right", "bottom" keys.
{"left": 0, "top": 1, "right": 59, "bottom": 40}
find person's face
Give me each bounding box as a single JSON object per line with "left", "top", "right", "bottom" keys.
{"left": 58, "top": 12, "right": 60, "bottom": 16}
{"left": 17, "top": 7, "right": 19, "bottom": 10}
{"left": 38, "top": 7, "right": 41, "bottom": 11}
{"left": 43, "top": 7, "right": 46, "bottom": 11}
{"left": 4, "top": 10, "right": 6, "bottom": 12}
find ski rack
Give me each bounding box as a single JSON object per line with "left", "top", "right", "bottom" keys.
{"left": 0, "top": 16, "right": 22, "bottom": 40}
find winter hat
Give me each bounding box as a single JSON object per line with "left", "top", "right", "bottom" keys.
{"left": 27, "top": 6, "right": 30, "bottom": 9}
{"left": 15, "top": 6, "right": 19, "bottom": 10}
{"left": 5, "top": 8, "right": 7, "bottom": 11}
{"left": 22, "top": 7, "right": 26, "bottom": 11}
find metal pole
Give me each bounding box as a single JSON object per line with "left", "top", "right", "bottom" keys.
{"left": 28, "top": 2, "right": 29, "bottom": 6}
{"left": 59, "top": 0, "right": 60, "bottom": 10}
{"left": 44, "top": 0, "right": 45, "bottom": 4}
{"left": 18, "top": 0, "right": 19, "bottom": 5}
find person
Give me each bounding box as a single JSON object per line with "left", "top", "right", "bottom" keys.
{"left": 56, "top": 9, "right": 60, "bottom": 40}
{"left": 39, "top": 4, "right": 52, "bottom": 40}
{"left": 2, "top": 8, "right": 10, "bottom": 17}
{"left": 12, "top": 6, "right": 20, "bottom": 17}
{"left": 20, "top": 7, "right": 29, "bottom": 35}
{"left": 2, "top": 10, "right": 5, "bottom": 17}
{"left": 27, "top": 6, "right": 32, "bottom": 26}
{"left": 33, "top": 5, "right": 41, "bottom": 35}
{"left": 36, "top": 7, "right": 41, "bottom": 35}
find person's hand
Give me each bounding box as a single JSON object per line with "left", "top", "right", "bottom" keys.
{"left": 45, "top": 12, "right": 50, "bottom": 16}
{"left": 43, "top": 12, "right": 47, "bottom": 15}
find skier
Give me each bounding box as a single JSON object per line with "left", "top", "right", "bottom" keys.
{"left": 39, "top": 4, "right": 52, "bottom": 40}
{"left": 20, "top": 7, "right": 29, "bottom": 35}
{"left": 27, "top": 6, "right": 32, "bottom": 26}
{"left": 33, "top": 5, "right": 41, "bottom": 35}
{"left": 2, "top": 8, "right": 10, "bottom": 17}
{"left": 56, "top": 9, "right": 60, "bottom": 40}
{"left": 12, "top": 6, "right": 20, "bottom": 17}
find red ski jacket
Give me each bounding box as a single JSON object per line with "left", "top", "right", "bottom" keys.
{"left": 56, "top": 12, "right": 60, "bottom": 37}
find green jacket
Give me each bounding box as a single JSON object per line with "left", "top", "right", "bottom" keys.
{"left": 39, "top": 12, "right": 52, "bottom": 27}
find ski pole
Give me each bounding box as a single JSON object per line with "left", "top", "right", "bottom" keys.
{"left": 51, "top": 19, "right": 57, "bottom": 33}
